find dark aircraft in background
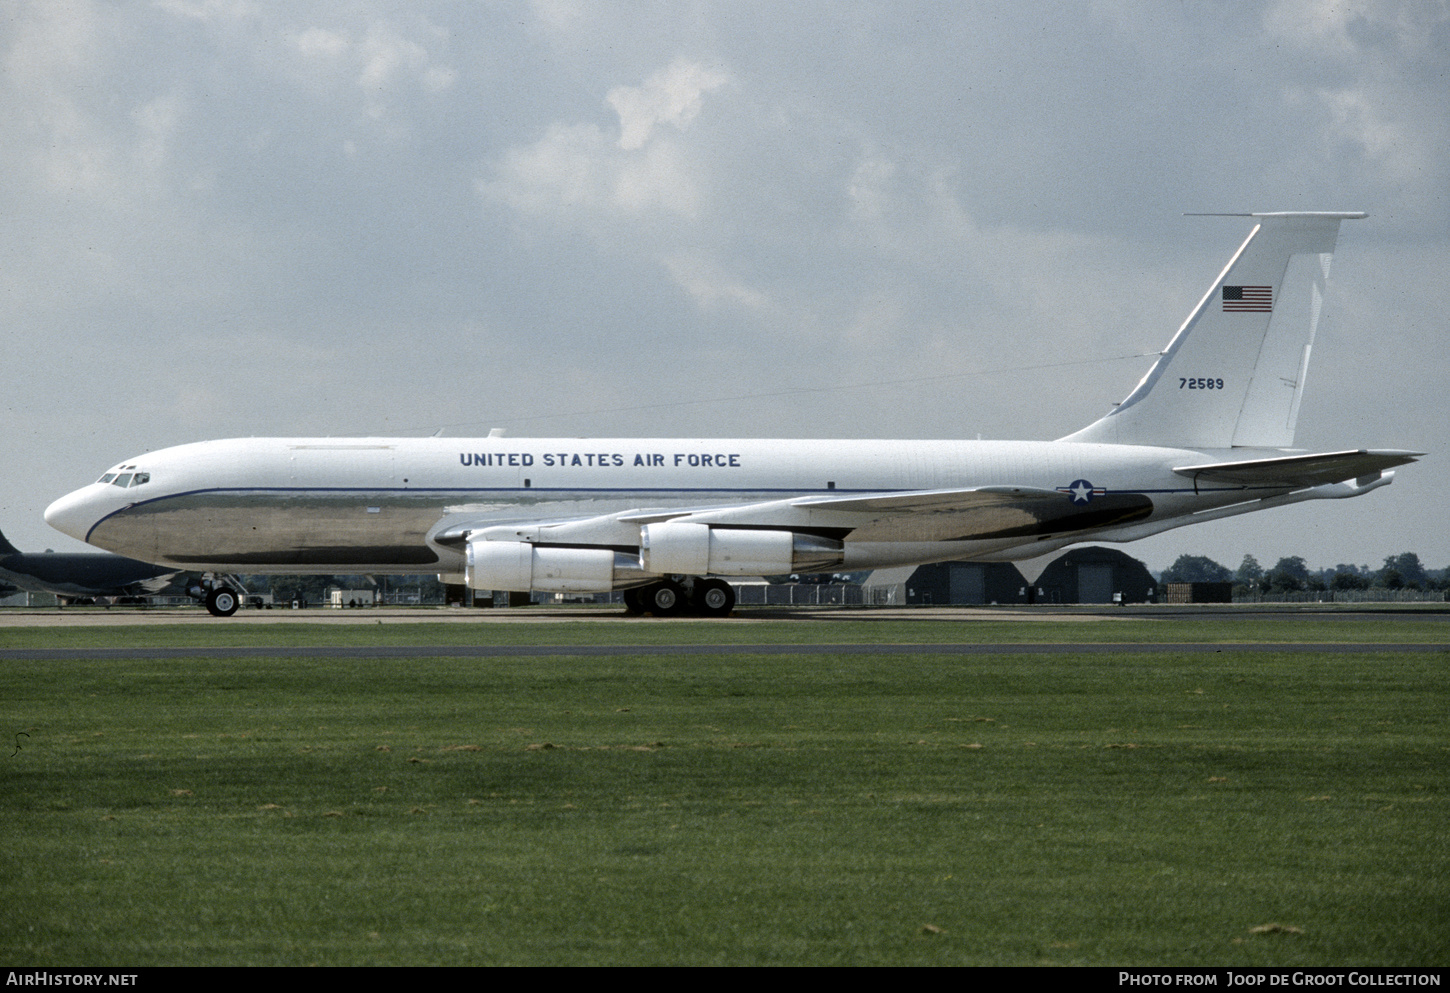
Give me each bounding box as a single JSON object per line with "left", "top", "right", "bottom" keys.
{"left": 0, "top": 527, "right": 192, "bottom": 605}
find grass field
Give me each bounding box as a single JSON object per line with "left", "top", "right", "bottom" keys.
{"left": 2, "top": 613, "right": 1446, "bottom": 966}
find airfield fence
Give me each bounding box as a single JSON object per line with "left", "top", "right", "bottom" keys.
{"left": 7, "top": 583, "right": 1440, "bottom": 611}
{"left": 736, "top": 579, "right": 893, "bottom": 603}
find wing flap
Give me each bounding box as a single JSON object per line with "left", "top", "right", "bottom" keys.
{"left": 1173, "top": 449, "right": 1422, "bottom": 488}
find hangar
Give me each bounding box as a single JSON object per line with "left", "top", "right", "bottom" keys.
{"left": 903, "top": 561, "right": 1028, "bottom": 605}
{"left": 904, "top": 546, "right": 1156, "bottom": 605}
{"left": 1030, "top": 547, "right": 1156, "bottom": 604}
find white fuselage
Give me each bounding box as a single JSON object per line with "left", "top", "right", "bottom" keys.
{"left": 43, "top": 435, "right": 1299, "bottom": 576}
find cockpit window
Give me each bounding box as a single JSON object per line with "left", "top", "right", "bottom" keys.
{"left": 112, "top": 473, "right": 133, "bottom": 487}
{"left": 98, "top": 473, "right": 116, "bottom": 484}
{"left": 131, "top": 472, "right": 150, "bottom": 486}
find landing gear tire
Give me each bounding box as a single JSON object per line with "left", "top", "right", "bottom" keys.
{"left": 206, "top": 587, "right": 240, "bottom": 617}
{"left": 692, "top": 578, "right": 735, "bottom": 617}
{"left": 622, "top": 587, "right": 646, "bottom": 615}
{"left": 643, "top": 580, "right": 687, "bottom": 617}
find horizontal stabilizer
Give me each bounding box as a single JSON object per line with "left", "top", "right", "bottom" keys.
{"left": 1173, "top": 449, "right": 1422, "bottom": 488}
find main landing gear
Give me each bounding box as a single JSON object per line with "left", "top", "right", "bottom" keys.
{"left": 623, "top": 577, "right": 736, "bottom": 618}
{"left": 205, "top": 587, "right": 241, "bottom": 617}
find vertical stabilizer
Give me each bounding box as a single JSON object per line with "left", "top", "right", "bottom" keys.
{"left": 1061, "top": 212, "right": 1365, "bottom": 449}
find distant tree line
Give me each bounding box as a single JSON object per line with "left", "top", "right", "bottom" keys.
{"left": 1160, "top": 553, "right": 1443, "bottom": 595}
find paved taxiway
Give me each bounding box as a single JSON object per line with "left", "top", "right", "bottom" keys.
{"left": 0, "top": 605, "right": 1085, "bottom": 626}
{"left": 2, "top": 604, "right": 1448, "bottom": 626}
{"left": 1, "top": 605, "right": 1444, "bottom": 659}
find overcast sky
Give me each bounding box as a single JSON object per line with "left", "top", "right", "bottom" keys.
{"left": 3, "top": 0, "right": 1446, "bottom": 574}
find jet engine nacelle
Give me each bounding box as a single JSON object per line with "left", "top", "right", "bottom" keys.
{"left": 639, "top": 522, "right": 843, "bottom": 577}
{"left": 466, "top": 539, "right": 650, "bottom": 593}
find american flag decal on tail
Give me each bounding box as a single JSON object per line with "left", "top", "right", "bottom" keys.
{"left": 1222, "top": 285, "right": 1272, "bottom": 312}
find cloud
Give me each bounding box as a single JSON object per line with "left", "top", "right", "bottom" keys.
{"left": 1264, "top": 0, "right": 1449, "bottom": 191}
{"left": 483, "top": 123, "right": 704, "bottom": 219}
{"left": 662, "top": 254, "right": 772, "bottom": 312}
{"left": 1310, "top": 85, "right": 1425, "bottom": 183}
{"left": 130, "top": 92, "right": 188, "bottom": 181}
{"left": 293, "top": 26, "right": 349, "bottom": 60}
{"left": 607, "top": 58, "right": 730, "bottom": 150}
{"left": 1264, "top": 0, "right": 1449, "bottom": 58}
{"left": 356, "top": 22, "right": 429, "bottom": 92}
{"left": 286, "top": 16, "right": 455, "bottom": 122}
{"left": 480, "top": 58, "right": 730, "bottom": 221}
{"left": 151, "top": 0, "right": 255, "bottom": 22}
{"left": 527, "top": 0, "right": 591, "bottom": 35}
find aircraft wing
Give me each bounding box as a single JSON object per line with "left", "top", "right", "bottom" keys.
{"left": 1172, "top": 449, "right": 1423, "bottom": 489}
{"left": 441, "top": 484, "right": 1157, "bottom": 550}
{"left": 787, "top": 485, "right": 1154, "bottom": 542}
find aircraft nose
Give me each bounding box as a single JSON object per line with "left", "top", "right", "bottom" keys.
{"left": 45, "top": 486, "right": 102, "bottom": 543}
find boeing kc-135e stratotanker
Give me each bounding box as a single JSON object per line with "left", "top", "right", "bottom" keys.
{"left": 45, "top": 213, "right": 1421, "bottom": 616}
